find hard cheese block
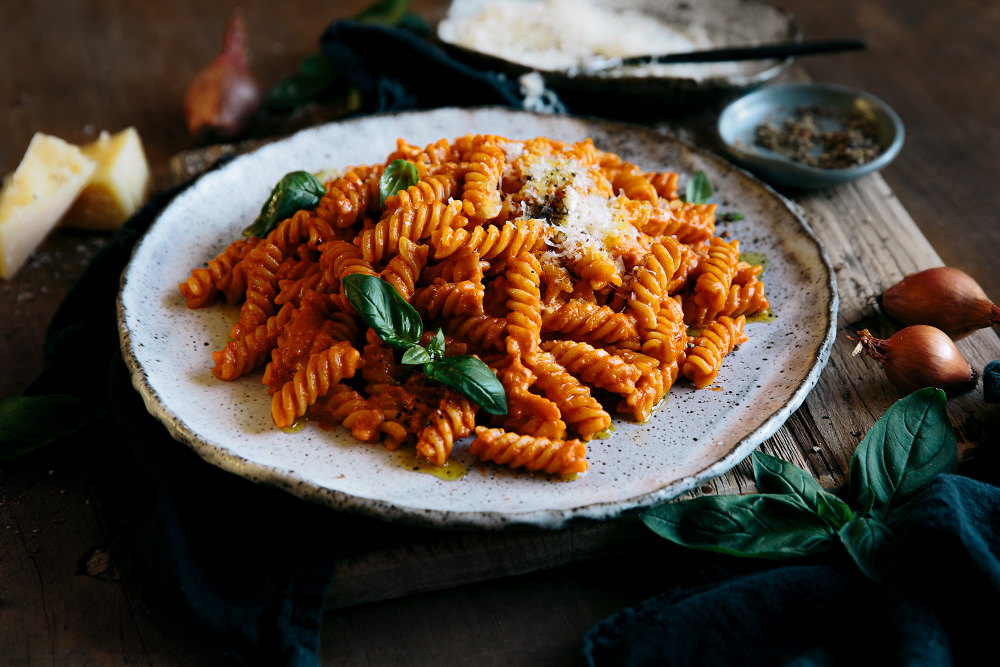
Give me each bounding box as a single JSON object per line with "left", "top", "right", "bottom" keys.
{"left": 62, "top": 127, "right": 150, "bottom": 230}
{"left": 0, "top": 133, "right": 96, "bottom": 280}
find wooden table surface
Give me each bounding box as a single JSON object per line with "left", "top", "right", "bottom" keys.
{"left": 3, "top": 1, "right": 1000, "bottom": 665}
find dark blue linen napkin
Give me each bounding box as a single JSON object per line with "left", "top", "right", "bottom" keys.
{"left": 583, "top": 473, "right": 1000, "bottom": 666}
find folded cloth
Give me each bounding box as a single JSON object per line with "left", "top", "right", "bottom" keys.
{"left": 28, "top": 175, "right": 341, "bottom": 667}
{"left": 319, "top": 20, "right": 531, "bottom": 113}
{"left": 984, "top": 360, "right": 1000, "bottom": 403}
{"left": 583, "top": 474, "right": 1000, "bottom": 666}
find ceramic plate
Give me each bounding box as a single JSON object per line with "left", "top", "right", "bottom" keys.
{"left": 118, "top": 107, "right": 837, "bottom": 529}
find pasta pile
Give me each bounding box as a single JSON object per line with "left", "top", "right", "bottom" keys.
{"left": 179, "top": 135, "right": 770, "bottom": 477}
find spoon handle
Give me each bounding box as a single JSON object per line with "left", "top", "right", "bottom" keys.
{"left": 586, "top": 39, "right": 866, "bottom": 71}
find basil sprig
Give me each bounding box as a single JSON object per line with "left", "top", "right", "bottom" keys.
{"left": 379, "top": 159, "right": 419, "bottom": 207}
{"left": 685, "top": 170, "right": 714, "bottom": 204}
{"left": 243, "top": 171, "right": 325, "bottom": 239}
{"left": 0, "top": 394, "right": 105, "bottom": 460}
{"left": 641, "top": 388, "right": 956, "bottom": 581}
{"left": 342, "top": 274, "right": 507, "bottom": 415}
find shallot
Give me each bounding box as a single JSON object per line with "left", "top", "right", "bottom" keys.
{"left": 184, "top": 14, "right": 260, "bottom": 140}
{"left": 851, "top": 326, "right": 978, "bottom": 396}
{"left": 882, "top": 266, "right": 1000, "bottom": 340}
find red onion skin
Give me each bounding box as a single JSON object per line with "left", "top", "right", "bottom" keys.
{"left": 882, "top": 267, "right": 1000, "bottom": 340}
{"left": 854, "top": 325, "right": 978, "bottom": 397}
{"left": 184, "top": 14, "right": 260, "bottom": 140}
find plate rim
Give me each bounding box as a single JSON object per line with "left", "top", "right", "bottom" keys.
{"left": 117, "top": 106, "right": 838, "bottom": 530}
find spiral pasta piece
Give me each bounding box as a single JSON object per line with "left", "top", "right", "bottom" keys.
{"left": 212, "top": 302, "right": 294, "bottom": 381}
{"left": 541, "top": 300, "right": 639, "bottom": 345}
{"left": 315, "top": 164, "right": 382, "bottom": 228}
{"left": 528, "top": 351, "right": 611, "bottom": 439}
{"left": 682, "top": 315, "right": 748, "bottom": 389}
{"left": 627, "top": 238, "right": 683, "bottom": 329}
{"left": 271, "top": 341, "right": 360, "bottom": 428}
{"left": 384, "top": 173, "right": 458, "bottom": 213}
{"left": 692, "top": 236, "right": 741, "bottom": 313}
{"left": 416, "top": 393, "right": 478, "bottom": 465}
{"left": 470, "top": 427, "right": 588, "bottom": 477}
{"left": 505, "top": 252, "right": 543, "bottom": 357}
{"left": 379, "top": 237, "right": 428, "bottom": 301}
{"left": 444, "top": 314, "right": 508, "bottom": 352}
{"left": 540, "top": 340, "right": 641, "bottom": 395}
{"left": 413, "top": 280, "right": 485, "bottom": 320}
{"left": 229, "top": 240, "right": 283, "bottom": 341}
{"left": 431, "top": 218, "right": 549, "bottom": 261}
{"left": 358, "top": 199, "right": 468, "bottom": 264}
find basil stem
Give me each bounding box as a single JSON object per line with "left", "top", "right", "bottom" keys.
{"left": 243, "top": 171, "right": 326, "bottom": 238}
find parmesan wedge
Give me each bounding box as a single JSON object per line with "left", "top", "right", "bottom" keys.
{"left": 0, "top": 133, "right": 96, "bottom": 280}
{"left": 62, "top": 127, "right": 150, "bottom": 230}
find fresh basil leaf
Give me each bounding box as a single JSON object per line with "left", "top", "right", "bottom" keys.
{"left": 264, "top": 53, "right": 341, "bottom": 112}
{"left": 396, "top": 12, "right": 432, "bottom": 34}
{"left": 401, "top": 345, "right": 431, "bottom": 366}
{"left": 815, "top": 492, "right": 854, "bottom": 530}
{"left": 719, "top": 211, "right": 745, "bottom": 222}
{"left": 849, "top": 388, "right": 956, "bottom": 526}
{"left": 342, "top": 274, "right": 423, "bottom": 350}
{"left": 0, "top": 395, "right": 105, "bottom": 460}
{"left": 838, "top": 515, "right": 896, "bottom": 582}
{"left": 355, "top": 0, "right": 409, "bottom": 24}
{"left": 857, "top": 486, "right": 875, "bottom": 516}
{"left": 379, "top": 159, "right": 419, "bottom": 207}
{"left": 427, "top": 328, "right": 446, "bottom": 362}
{"left": 685, "top": 170, "right": 713, "bottom": 204}
{"left": 641, "top": 494, "right": 837, "bottom": 560}
{"left": 752, "top": 451, "right": 826, "bottom": 507}
{"left": 424, "top": 356, "right": 507, "bottom": 415}
{"left": 243, "top": 171, "right": 326, "bottom": 238}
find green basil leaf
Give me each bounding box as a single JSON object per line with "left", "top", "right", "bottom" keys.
{"left": 838, "top": 515, "right": 896, "bottom": 582}
{"left": 264, "top": 53, "right": 341, "bottom": 112}
{"left": 720, "top": 211, "right": 745, "bottom": 222}
{"left": 355, "top": 0, "right": 408, "bottom": 24}
{"left": 815, "top": 492, "right": 854, "bottom": 530}
{"left": 342, "top": 274, "right": 423, "bottom": 349}
{"left": 857, "top": 486, "right": 876, "bottom": 516}
{"left": 752, "top": 451, "right": 853, "bottom": 530}
{"left": 849, "top": 388, "right": 956, "bottom": 526}
{"left": 641, "top": 494, "right": 837, "bottom": 560}
{"left": 0, "top": 395, "right": 105, "bottom": 460}
{"left": 396, "top": 12, "right": 432, "bottom": 34}
{"left": 401, "top": 345, "right": 431, "bottom": 366}
{"left": 427, "top": 328, "right": 446, "bottom": 362}
{"left": 424, "top": 356, "right": 507, "bottom": 415}
{"left": 243, "top": 171, "right": 326, "bottom": 238}
{"left": 379, "top": 159, "right": 419, "bottom": 207}
{"left": 685, "top": 170, "right": 713, "bottom": 204}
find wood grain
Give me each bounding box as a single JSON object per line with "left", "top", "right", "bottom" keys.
{"left": 2, "top": 0, "right": 1000, "bottom": 665}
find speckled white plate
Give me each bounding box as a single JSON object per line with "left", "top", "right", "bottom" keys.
{"left": 117, "top": 107, "right": 837, "bottom": 530}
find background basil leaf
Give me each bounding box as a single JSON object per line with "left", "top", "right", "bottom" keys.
{"left": 849, "top": 388, "right": 956, "bottom": 525}
{"left": 424, "top": 356, "right": 507, "bottom": 415}
{"left": 243, "top": 171, "right": 326, "bottom": 238}
{"left": 342, "top": 274, "right": 422, "bottom": 349}
{"left": 264, "top": 53, "right": 341, "bottom": 112}
{"left": 641, "top": 494, "right": 837, "bottom": 560}
{"left": 815, "top": 492, "right": 853, "bottom": 530}
{"left": 685, "top": 170, "right": 713, "bottom": 204}
{"left": 401, "top": 345, "right": 431, "bottom": 366}
{"left": 0, "top": 395, "right": 105, "bottom": 460}
{"left": 355, "top": 0, "right": 408, "bottom": 24}
{"left": 838, "top": 515, "right": 896, "bottom": 582}
{"left": 379, "top": 159, "right": 419, "bottom": 206}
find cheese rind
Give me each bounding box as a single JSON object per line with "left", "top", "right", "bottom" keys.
{"left": 0, "top": 133, "right": 96, "bottom": 280}
{"left": 62, "top": 127, "right": 150, "bottom": 230}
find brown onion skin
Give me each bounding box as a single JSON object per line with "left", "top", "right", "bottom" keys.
{"left": 882, "top": 267, "right": 1000, "bottom": 340}
{"left": 853, "top": 325, "right": 978, "bottom": 397}
{"left": 184, "top": 14, "right": 260, "bottom": 140}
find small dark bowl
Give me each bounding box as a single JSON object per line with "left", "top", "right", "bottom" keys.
{"left": 716, "top": 82, "right": 905, "bottom": 189}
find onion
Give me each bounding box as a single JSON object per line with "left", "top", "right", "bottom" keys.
{"left": 184, "top": 14, "right": 260, "bottom": 140}
{"left": 851, "top": 326, "right": 978, "bottom": 396}
{"left": 882, "top": 267, "right": 1000, "bottom": 340}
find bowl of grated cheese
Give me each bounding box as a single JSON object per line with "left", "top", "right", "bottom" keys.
{"left": 436, "top": 0, "right": 799, "bottom": 109}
